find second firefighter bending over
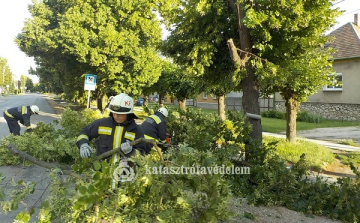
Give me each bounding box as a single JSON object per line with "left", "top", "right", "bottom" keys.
{"left": 3, "top": 105, "right": 39, "bottom": 135}
{"left": 140, "top": 107, "right": 168, "bottom": 153}
{"left": 76, "top": 93, "right": 147, "bottom": 162}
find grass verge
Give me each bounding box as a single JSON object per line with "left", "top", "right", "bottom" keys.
{"left": 262, "top": 117, "right": 359, "bottom": 133}
{"left": 264, "top": 135, "right": 335, "bottom": 171}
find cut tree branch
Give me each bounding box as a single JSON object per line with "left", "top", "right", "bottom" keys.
{"left": 6, "top": 138, "right": 164, "bottom": 179}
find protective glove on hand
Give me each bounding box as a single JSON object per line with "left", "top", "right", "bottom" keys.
{"left": 120, "top": 141, "right": 133, "bottom": 154}
{"left": 80, "top": 143, "right": 92, "bottom": 158}
{"left": 26, "top": 128, "right": 33, "bottom": 133}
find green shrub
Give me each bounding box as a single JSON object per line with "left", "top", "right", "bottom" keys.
{"left": 297, "top": 111, "right": 323, "bottom": 123}
{"left": 261, "top": 110, "right": 286, "bottom": 120}
{"left": 166, "top": 108, "right": 251, "bottom": 163}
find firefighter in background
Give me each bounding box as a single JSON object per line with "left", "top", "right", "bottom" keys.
{"left": 104, "top": 95, "right": 114, "bottom": 110}
{"left": 104, "top": 95, "right": 114, "bottom": 116}
{"left": 3, "top": 105, "right": 40, "bottom": 135}
{"left": 140, "top": 107, "right": 168, "bottom": 153}
{"left": 76, "top": 93, "right": 147, "bottom": 161}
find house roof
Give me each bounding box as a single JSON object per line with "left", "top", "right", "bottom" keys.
{"left": 327, "top": 22, "right": 360, "bottom": 60}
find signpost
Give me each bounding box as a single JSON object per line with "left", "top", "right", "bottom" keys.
{"left": 84, "top": 74, "right": 97, "bottom": 108}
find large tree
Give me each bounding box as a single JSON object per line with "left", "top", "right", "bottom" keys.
{"left": 16, "top": 0, "right": 167, "bottom": 108}
{"left": 161, "top": 0, "right": 239, "bottom": 121}
{"left": 240, "top": 0, "right": 341, "bottom": 142}
{"left": 162, "top": 0, "right": 341, "bottom": 144}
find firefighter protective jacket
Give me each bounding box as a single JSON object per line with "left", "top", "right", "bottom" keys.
{"left": 4, "top": 106, "right": 32, "bottom": 127}
{"left": 140, "top": 111, "right": 167, "bottom": 142}
{"left": 76, "top": 116, "right": 146, "bottom": 162}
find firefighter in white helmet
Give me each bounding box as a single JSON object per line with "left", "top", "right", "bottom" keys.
{"left": 140, "top": 107, "right": 168, "bottom": 153}
{"left": 3, "top": 105, "right": 39, "bottom": 135}
{"left": 76, "top": 93, "right": 147, "bottom": 161}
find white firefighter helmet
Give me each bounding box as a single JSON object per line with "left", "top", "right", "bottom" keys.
{"left": 30, "top": 105, "right": 40, "bottom": 115}
{"left": 157, "top": 107, "right": 168, "bottom": 117}
{"left": 107, "top": 93, "right": 136, "bottom": 116}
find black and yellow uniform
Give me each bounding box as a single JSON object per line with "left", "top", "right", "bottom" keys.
{"left": 76, "top": 116, "right": 147, "bottom": 162}
{"left": 140, "top": 111, "right": 167, "bottom": 153}
{"left": 3, "top": 106, "right": 33, "bottom": 135}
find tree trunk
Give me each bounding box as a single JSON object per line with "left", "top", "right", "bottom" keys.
{"left": 227, "top": 2, "right": 262, "bottom": 161}
{"left": 285, "top": 97, "right": 300, "bottom": 143}
{"left": 143, "top": 95, "right": 149, "bottom": 107}
{"left": 218, "top": 95, "right": 226, "bottom": 121}
{"left": 179, "top": 98, "right": 187, "bottom": 110}
{"left": 227, "top": 40, "right": 262, "bottom": 142}
{"left": 159, "top": 94, "right": 165, "bottom": 107}
{"left": 97, "top": 91, "right": 103, "bottom": 111}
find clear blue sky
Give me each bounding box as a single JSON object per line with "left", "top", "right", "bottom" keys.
{"left": 0, "top": 0, "right": 359, "bottom": 83}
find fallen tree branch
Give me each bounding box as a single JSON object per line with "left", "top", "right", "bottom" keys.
{"left": 7, "top": 143, "right": 82, "bottom": 179}
{"left": 96, "top": 138, "right": 164, "bottom": 162}
{"left": 6, "top": 138, "right": 165, "bottom": 179}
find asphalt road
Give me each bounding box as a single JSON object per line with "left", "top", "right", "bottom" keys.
{"left": 0, "top": 94, "right": 60, "bottom": 223}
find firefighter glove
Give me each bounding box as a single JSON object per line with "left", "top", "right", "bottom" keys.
{"left": 80, "top": 143, "right": 92, "bottom": 158}
{"left": 120, "top": 141, "right": 133, "bottom": 154}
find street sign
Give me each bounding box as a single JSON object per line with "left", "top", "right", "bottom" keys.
{"left": 84, "top": 74, "right": 97, "bottom": 91}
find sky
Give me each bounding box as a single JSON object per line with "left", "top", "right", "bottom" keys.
{"left": 0, "top": 0, "right": 359, "bottom": 84}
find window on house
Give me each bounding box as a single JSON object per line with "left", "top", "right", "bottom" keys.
{"left": 203, "top": 92, "right": 207, "bottom": 99}
{"left": 324, "top": 73, "right": 342, "bottom": 91}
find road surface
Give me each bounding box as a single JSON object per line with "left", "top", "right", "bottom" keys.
{"left": 0, "top": 94, "right": 60, "bottom": 223}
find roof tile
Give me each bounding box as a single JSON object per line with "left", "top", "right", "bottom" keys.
{"left": 327, "top": 22, "right": 360, "bottom": 59}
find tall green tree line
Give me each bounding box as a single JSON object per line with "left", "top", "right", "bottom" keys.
{"left": 16, "top": 0, "right": 174, "bottom": 109}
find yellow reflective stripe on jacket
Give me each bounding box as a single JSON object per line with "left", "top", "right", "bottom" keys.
{"left": 112, "top": 126, "right": 124, "bottom": 189}
{"left": 26, "top": 126, "right": 32, "bottom": 129}
{"left": 124, "top": 131, "right": 135, "bottom": 141}
{"left": 144, "top": 134, "right": 158, "bottom": 142}
{"left": 77, "top": 134, "right": 89, "bottom": 142}
{"left": 21, "top": 106, "right": 27, "bottom": 115}
{"left": 149, "top": 115, "right": 161, "bottom": 124}
{"left": 111, "top": 126, "right": 124, "bottom": 164}
{"left": 98, "top": 126, "right": 112, "bottom": 135}
{"left": 4, "top": 110, "right": 14, "bottom": 118}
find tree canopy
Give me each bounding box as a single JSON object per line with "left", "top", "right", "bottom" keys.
{"left": 16, "top": 0, "right": 167, "bottom": 101}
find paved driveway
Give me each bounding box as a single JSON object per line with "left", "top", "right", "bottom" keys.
{"left": 0, "top": 94, "right": 60, "bottom": 223}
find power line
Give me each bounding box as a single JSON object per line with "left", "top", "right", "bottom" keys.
{"left": 342, "top": 8, "right": 360, "bottom": 16}
{"left": 333, "top": 0, "right": 345, "bottom": 6}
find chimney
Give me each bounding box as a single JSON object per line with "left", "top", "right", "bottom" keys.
{"left": 355, "top": 14, "right": 360, "bottom": 26}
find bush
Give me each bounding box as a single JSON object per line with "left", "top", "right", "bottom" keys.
{"left": 296, "top": 111, "right": 323, "bottom": 123}
{"left": 261, "top": 110, "right": 323, "bottom": 123}
{"left": 261, "top": 110, "right": 286, "bottom": 119}
{"left": 166, "top": 108, "right": 251, "bottom": 163}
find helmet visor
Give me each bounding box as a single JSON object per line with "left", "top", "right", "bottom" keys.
{"left": 109, "top": 105, "right": 131, "bottom": 113}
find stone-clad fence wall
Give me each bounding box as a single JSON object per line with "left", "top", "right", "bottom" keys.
{"left": 275, "top": 102, "right": 360, "bottom": 121}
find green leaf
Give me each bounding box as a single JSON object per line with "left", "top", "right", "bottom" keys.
{"left": 93, "top": 161, "right": 101, "bottom": 171}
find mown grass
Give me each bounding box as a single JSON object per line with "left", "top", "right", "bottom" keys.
{"left": 261, "top": 117, "right": 359, "bottom": 133}
{"left": 264, "top": 136, "right": 336, "bottom": 171}
{"left": 335, "top": 152, "right": 360, "bottom": 166}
